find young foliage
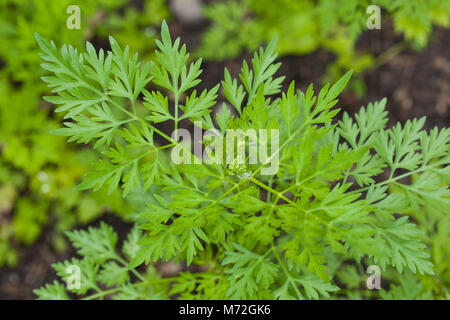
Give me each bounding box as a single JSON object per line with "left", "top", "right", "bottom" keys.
{"left": 35, "top": 22, "right": 449, "bottom": 300}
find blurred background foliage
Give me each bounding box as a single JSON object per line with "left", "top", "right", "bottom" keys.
{"left": 0, "top": 0, "right": 168, "bottom": 267}
{"left": 0, "top": 0, "right": 448, "bottom": 299}
{"left": 198, "top": 0, "right": 449, "bottom": 94}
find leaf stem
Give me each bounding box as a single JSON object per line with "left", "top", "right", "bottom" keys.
{"left": 351, "top": 163, "right": 440, "bottom": 194}
{"left": 81, "top": 276, "right": 178, "bottom": 300}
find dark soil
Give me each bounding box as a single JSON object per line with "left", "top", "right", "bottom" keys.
{"left": 359, "top": 23, "right": 449, "bottom": 129}
{"left": 0, "top": 214, "right": 132, "bottom": 299}
{"left": 1, "top": 14, "right": 448, "bottom": 300}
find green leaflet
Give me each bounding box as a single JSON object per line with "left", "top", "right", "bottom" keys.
{"left": 34, "top": 281, "right": 70, "bottom": 300}
{"left": 222, "top": 243, "right": 278, "bottom": 299}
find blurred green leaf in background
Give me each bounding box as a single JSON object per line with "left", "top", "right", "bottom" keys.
{"left": 0, "top": 0, "right": 169, "bottom": 267}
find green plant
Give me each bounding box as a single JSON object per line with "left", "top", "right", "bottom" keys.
{"left": 198, "top": 0, "right": 450, "bottom": 93}
{"left": 34, "top": 22, "right": 449, "bottom": 300}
